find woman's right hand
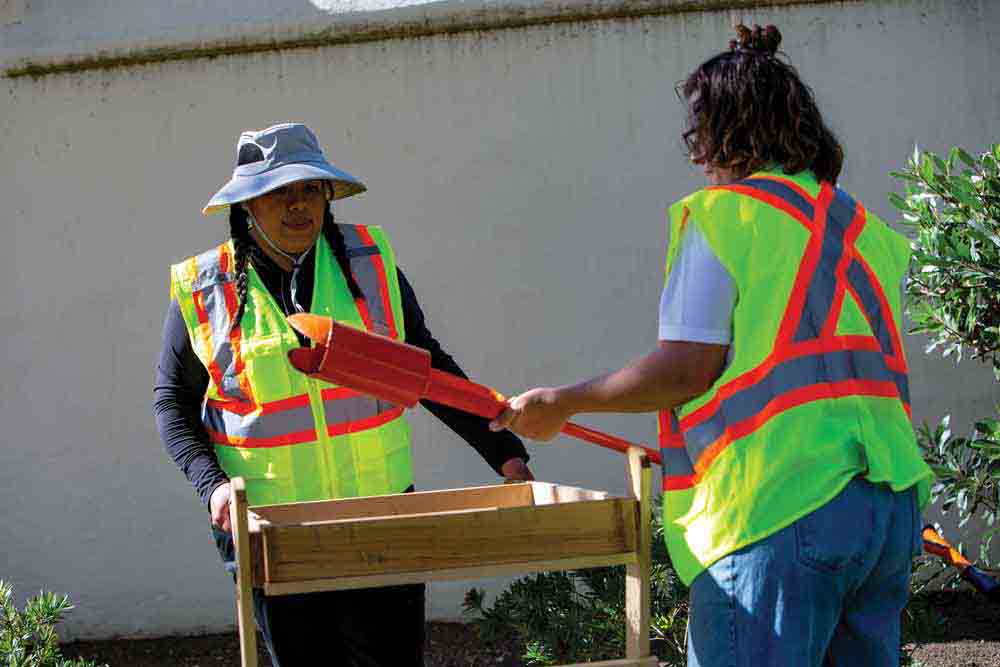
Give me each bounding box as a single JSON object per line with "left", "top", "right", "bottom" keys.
{"left": 210, "top": 481, "right": 232, "bottom": 533}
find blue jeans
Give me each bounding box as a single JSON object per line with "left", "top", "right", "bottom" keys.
{"left": 686, "top": 476, "right": 922, "bottom": 667}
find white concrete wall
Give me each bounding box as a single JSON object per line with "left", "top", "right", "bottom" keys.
{"left": 2, "top": 0, "right": 999, "bottom": 640}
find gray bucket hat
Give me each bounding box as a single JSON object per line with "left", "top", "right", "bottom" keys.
{"left": 202, "top": 122, "right": 366, "bottom": 215}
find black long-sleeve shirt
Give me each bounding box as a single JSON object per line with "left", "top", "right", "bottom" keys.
{"left": 153, "top": 243, "right": 528, "bottom": 505}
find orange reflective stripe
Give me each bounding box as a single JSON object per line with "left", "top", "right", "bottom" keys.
{"left": 354, "top": 292, "right": 375, "bottom": 332}
{"left": 205, "top": 398, "right": 255, "bottom": 416}
{"left": 207, "top": 386, "right": 400, "bottom": 448}
{"left": 690, "top": 377, "right": 902, "bottom": 477}
{"left": 327, "top": 406, "right": 405, "bottom": 437}
{"left": 218, "top": 245, "right": 254, "bottom": 404}
{"left": 355, "top": 225, "right": 399, "bottom": 339}
{"left": 665, "top": 177, "right": 912, "bottom": 481}
{"left": 821, "top": 201, "right": 867, "bottom": 339}
{"left": 712, "top": 182, "right": 814, "bottom": 231}
{"left": 321, "top": 387, "right": 364, "bottom": 401}
{"left": 192, "top": 287, "right": 229, "bottom": 399}
{"left": 659, "top": 409, "right": 695, "bottom": 490}
{"left": 849, "top": 252, "right": 908, "bottom": 372}
{"left": 211, "top": 407, "right": 406, "bottom": 447}
{"left": 775, "top": 183, "right": 830, "bottom": 344}
{"left": 207, "top": 388, "right": 365, "bottom": 416}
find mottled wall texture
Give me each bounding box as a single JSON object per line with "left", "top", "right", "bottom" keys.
{"left": 2, "top": 0, "right": 998, "bottom": 640}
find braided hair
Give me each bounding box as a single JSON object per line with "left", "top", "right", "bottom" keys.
{"left": 228, "top": 204, "right": 253, "bottom": 332}
{"left": 227, "top": 200, "right": 365, "bottom": 332}
{"left": 679, "top": 24, "right": 844, "bottom": 183}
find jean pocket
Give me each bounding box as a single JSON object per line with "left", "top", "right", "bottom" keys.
{"left": 794, "top": 481, "right": 872, "bottom": 575}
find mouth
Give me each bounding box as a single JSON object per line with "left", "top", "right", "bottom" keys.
{"left": 282, "top": 217, "right": 313, "bottom": 231}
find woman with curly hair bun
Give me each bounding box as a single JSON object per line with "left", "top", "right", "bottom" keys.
{"left": 493, "top": 24, "right": 932, "bottom": 666}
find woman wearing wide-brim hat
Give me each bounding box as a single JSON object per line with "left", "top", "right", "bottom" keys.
{"left": 154, "top": 122, "right": 534, "bottom": 665}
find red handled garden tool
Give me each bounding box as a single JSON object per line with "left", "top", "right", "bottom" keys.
{"left": 286, "top": 313, "right": 662, "bottom": 465}
{"left": 922, "top": 524, "right": 1000, "bottom": 600}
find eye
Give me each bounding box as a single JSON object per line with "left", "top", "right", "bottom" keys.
{"left": 305, "top": 183, "right": 321, "bottom": 193}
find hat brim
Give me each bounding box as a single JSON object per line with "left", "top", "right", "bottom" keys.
{"left": 202, "top": 161, "right": 366, "bottom": 216}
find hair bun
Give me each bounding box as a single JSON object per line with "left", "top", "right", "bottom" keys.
{"left": 731, "top": 23, "right": 782, "bottom": 56}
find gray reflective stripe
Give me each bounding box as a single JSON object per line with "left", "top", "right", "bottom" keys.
{"left": 673, "top": 179, "right": 911, "bottom": 474}
{"left": 340, "top": 225, "right": 392, "bottom": 336}
{"left": 323, "top": 394, "right": 384, "bottom": 426}
{"left": 203, "top": 402, "right": 316, "bottom": 441}
{"left": 738, "top": 177, "right": 815, "bottom": 222}
{"left": 192, "top": 245, "right": 234, "bottom": 292}
{"left": 847, "top": 259, "right": 897, "bottom": 360}
{"left": 793, "top": 188, "right": 857, "bottom": 341}
{"left": 191, "top": 269, "right": 235, "bottom": 292}
{"left": 661, "top": 411, "right": 695, "bottom": 479}
{"left": 683, "top": 349, "right": 908, "bottom": 460}
{"left": 346, "top": 246, "right": 379, "bottom": 259}
{"left": 193, "top": 246, "right": 249, "bottom": 401}
{"left": 662, "top": 447, "right": 695, "bottom": 478}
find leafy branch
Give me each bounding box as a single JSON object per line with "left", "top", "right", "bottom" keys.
{"left": 891, "top": 144, "right": 1000, "bottom": 570}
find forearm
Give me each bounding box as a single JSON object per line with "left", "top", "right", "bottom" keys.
{"left": 555, "top": 342, "right": 727, "bottom": 416}
{"left": 154, "top": 389, "right": 229, "bottom": 505}
{"left": 154, "top": 298, "right": 227, "bottom": 505}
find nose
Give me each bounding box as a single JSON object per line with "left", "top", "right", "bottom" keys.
{"left": 287, "top": 191, "right": 308, "bottom": 211}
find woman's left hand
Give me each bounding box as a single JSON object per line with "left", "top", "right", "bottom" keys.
{"left": 491, "top": 388, "right": 572, "bottom": 442}
{"left": 500, "top": 457, "right": 535, "bottom": 482}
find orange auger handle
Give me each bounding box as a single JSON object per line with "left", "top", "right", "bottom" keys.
{"left": 286, "top": 313, "right": 662, "bottom": 466}
{"left": 922, "top": 525, "right": 972, "bottom": 569}
{"left": 922, "top": 525, "right": 1000, "bottom": 599}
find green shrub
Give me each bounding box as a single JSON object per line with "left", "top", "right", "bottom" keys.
{"left": 890, "top": 144, "right": 1000, "bottom": 571}
{"left": 890, "top": 144, "right": 1000, "bottom": 375}
{"left": 0, "top": 580, "right": 108, "bottom": 667}
{"left": 463, "top": 496, "right": 689, "bottom": 666}
{"left": 916, "top": 416, "right": 999, "bottom": 571}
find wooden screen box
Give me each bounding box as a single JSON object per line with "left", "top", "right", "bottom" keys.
{"left": 229, "top": 448, "right": 656, "bottom": 667}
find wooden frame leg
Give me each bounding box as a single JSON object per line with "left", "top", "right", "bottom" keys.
{"left": 230, "top": 477, "right": 259, "bottom": 667}
{"left": 625, "top": 447, "right": 652, "bottom": 661}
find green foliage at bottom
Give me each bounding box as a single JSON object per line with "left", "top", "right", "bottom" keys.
{"left": 0, "top": 580, "right": 108, "bottom": 667}
{"left": 462, "top": 497, "right": 689, "bottom": 666}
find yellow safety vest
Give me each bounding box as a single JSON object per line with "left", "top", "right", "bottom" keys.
{"left": 170, "top": 224, "right": 413, "bottom": 506}
{"left": 658, "top": 169, "right": 933, "bottom": 584}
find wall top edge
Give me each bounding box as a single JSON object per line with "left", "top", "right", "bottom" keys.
{"left": 2, "top": 0, "right": 855, "bottom": 79}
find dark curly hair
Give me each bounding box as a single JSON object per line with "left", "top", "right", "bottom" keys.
{"left": 680, "top": 24, "right": 843, "bottom": 183}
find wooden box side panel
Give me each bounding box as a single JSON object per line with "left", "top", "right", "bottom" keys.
{"left": 529, "top": 482, "right": 611, "bottom": 505}
{"left": 263, "top": 498, "right": 638, "bottom": 583}
{"left": 249, "top": 482, "right": 534, "bottom": 527}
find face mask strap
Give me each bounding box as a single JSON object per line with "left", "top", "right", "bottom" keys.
{"left": 246, "top": 211, "right": 310, "bottom": 267}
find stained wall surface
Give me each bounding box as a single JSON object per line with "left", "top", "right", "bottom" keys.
{"left": 2, "top": 0, "right": 998, "bottom": 638}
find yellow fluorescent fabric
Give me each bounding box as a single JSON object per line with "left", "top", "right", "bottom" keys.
{"left": 658, "top": 170, "right": 933, "bottom": 584}
{"left": 170, "top": 225, "right": 413, "bottom": 505}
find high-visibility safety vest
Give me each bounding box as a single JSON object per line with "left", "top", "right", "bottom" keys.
{"left": 658, "top": 169, "right": 933, "bottom": 585}
{"left": 170, "top": 224, "right": 413, "bottom": 506}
